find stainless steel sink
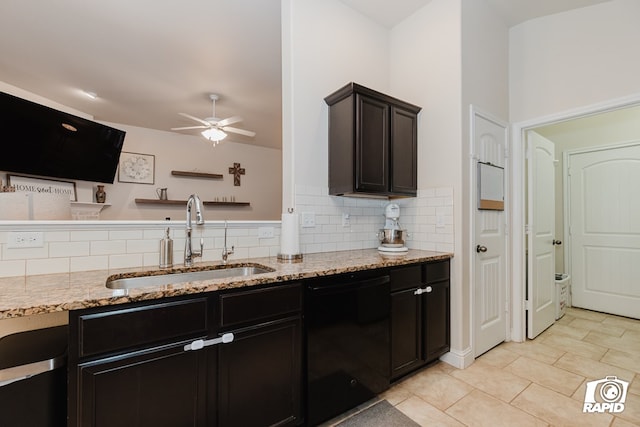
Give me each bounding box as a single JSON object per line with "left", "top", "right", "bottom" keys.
{"left": 106, "top": 264, "right": 274, "bottom": 290}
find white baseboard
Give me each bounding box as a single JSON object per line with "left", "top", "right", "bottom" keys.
{"left": 439, "top": 347, "right": 474, "bottom": 369}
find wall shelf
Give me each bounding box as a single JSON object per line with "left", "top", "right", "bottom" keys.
{"left": 171, "top": 170, "right": 223, "bottom": 179}
{"left": 70, "top": 202, "right": 111, "bottom": 210}
{"left": 135, "top": 198, "right": 250, "bottom": 207}
{"left": 70, "top": 202, "right": 111, "bottom": 220}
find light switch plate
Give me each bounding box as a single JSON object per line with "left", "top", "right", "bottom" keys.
{"left": 342, "top": 213, "right": 351, "bottom": 227}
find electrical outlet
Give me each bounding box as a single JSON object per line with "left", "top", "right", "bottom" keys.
{"left": 258, "top": 227, "right": 274, "bottom": 238}
{"left": 8, "top": 231, "right": 44, "bottom": 248}
{"left": 301, "top": 212, "right": 316, "bottom": 228}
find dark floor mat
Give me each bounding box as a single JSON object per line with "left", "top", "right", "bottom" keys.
{"left": 336, "top": 400, "right": 419, "bottom": 427}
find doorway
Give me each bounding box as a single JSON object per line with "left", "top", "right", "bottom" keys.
{"left": 510, "top": 97, "right": 640, "bottom": 341}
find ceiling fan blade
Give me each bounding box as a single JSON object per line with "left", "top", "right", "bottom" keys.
{"left": 222, "top": 126, "right": 256, "bottom": 137}
{"left": 216, "top": 115, "right": 243, "bottom": 128}
{"left": 178, "top": 112, "right": 212, "bottom": 127}
{"left": 171, "top": 125, "right": 208, "bottom": 131}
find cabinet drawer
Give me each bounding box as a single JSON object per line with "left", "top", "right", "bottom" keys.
{"left": 219, "top": 283, "right": 302, "bottom": 328}
{"left": 77, "top": 298, "right": 209, "bottom": 358}
{"left": 390, "top": 265, "right": 422, "bottom": 292}
{"left": 424, "top": 259, "right": 450, "bottom": 283}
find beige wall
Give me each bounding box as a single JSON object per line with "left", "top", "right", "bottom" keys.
{"left": 285, "top": 0, "right": 390, "bottom": 194}
{"left": 509, "top": 0, "right": 640, "bottom": 123}
{"left": 0, "top": 83, "right": 282, "bottom": 221}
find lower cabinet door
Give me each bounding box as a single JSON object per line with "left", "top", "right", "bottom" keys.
{"left": 77, "top": 345, "right": 208, "bottom": 427}
{"left": 390, "top": 288, "right": 423, "bottom": 380}
{"left": 218, "top": 318, "right": 302, "bottom": 427}
{"left": 424, "top": 280, "right": 451, "bottom": 363}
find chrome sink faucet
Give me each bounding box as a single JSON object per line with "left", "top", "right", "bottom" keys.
{"left": 222, "top": 220, "right": 234, "bottom": 264}
{"left": 184, "top": 194, "right": 204, "bottom": 267}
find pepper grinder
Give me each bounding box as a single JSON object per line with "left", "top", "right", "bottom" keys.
{"left": 159, "top": 227, "right": 173, "bottom": 268}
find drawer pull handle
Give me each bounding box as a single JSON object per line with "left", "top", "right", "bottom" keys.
{"left": 413, "top": 286, "right": 433, "bottom": 295}
{"left": 184, "top": 332, "right": 234, "bottom": 351}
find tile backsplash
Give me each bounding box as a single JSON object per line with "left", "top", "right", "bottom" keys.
{"left": 295, "top": 185, "right": 454, "bottom": 255}
{"left": 0, "top": 186, "right": 454, "bottom": 278}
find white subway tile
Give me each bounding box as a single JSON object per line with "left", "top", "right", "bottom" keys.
{"left": 49, "top": 241, "right": 90, "bottom": 258}
{"left": 248, "top": 246, "right": 270, "bottom": 258}
{"left": 4, "top": 246, "right": 49, "bottom": 260}
{"left": 27, "top": 258, "right": 69, "bottom": 275}
{"left": 127, "top": 239, "right": 159, "bottom": 254}
{"left": 70, "top": 256, "right": 109, "bottom": 272}
{"left": 436, "top": 187, "right": 454, "bottom": 197}
{"left": 71, "top": 230, "right": 109, "bottom": 241}
{"left": 109, "top": 253, "right": 143, "bottom": 269}
{"left": 91, "top": 240, "right": 126, "bottom": 256}
{"left": 0, "top": 260, "right": 26, "bottom": 277}
{"left": 111, "top": 229, "right": 144, "bottom": 240}
{"left": 44, "top": 231, "right": 70, "bottom": 242}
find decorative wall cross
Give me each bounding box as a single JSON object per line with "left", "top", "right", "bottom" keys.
{"left": 228, "top": 162, "right": 245, "bottom": 186}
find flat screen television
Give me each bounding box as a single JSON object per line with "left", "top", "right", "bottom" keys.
{"left": 0, "top": 91, "right": 126, "bottom": 184}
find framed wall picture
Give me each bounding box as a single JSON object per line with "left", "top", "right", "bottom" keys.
{"left": 118, "top": 152, "right": 155, "bottom": 184}
{"left": 7, "top": 174, "right": 77, "bottom": 201}
{"left": 477, "top": 162, "right": 504, "bottom": 210}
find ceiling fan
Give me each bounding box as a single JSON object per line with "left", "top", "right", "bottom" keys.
{"left": 171, "top": 94, "right": 256, "bottom": 144}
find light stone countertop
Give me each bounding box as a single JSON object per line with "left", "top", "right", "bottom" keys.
{"left": 0, "top": 249, "right": 452, "bottom": 319}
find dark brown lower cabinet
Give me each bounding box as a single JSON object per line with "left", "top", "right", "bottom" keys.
{"left": 77, "top": 344, "right": 209, "bottom": 427}
{"left": 390, "top": 260, "right": 450, "bottom": 381}
{"left": 218, "top": 318, "right": 302, "bottom": 427}
{"left": 390, "top": 265, "right": 424, "bottom": 379}
{"left": 69, "top": 283, "right": 303, "bottom": 427}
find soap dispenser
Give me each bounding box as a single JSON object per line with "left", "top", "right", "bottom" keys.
{"left": 159, "top": 227, "right": 173, "bottom": 268}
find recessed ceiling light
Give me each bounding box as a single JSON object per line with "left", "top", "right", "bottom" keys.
{"left": 83, "top": 91, "right": 97, "bottom": 99}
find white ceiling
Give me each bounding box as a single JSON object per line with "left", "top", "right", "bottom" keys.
{"left": 0, "top": 0, "right": 612, "bottom": 151}
{"left": 340, "top": 0, "right": 612, "bottom": 28}
{"left": 0, "top": 0, "right": 282, "bottom": 149}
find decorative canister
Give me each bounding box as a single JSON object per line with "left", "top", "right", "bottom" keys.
{"left": 95, "top": 185, "right": 106, "bottom": 203}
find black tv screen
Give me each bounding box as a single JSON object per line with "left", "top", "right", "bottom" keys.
{"left": 0, "top": 91, "right": 126, "bottom": 184}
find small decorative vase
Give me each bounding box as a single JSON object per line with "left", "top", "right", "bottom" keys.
{"left": 95, "top": 185, "right": 106, "bottom": 203}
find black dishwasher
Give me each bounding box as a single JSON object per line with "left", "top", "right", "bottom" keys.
{"left": 305, "top": 271, "right": 390, "bottom": 426}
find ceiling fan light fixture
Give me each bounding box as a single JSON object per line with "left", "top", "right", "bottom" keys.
{"left": 201, "top": 128, "right": 227, "bottom": 142}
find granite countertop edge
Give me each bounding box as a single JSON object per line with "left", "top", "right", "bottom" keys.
{"left": 0, "top": 249, "right": 453, "bottom": 319}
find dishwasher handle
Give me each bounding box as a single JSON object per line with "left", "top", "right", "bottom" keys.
{"left": 308, "top": 274, "right": 390, "bottom": 293}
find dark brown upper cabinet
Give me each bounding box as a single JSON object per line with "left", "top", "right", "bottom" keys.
{"left": 325, "top": 83, "right": 421, "bottom": 198}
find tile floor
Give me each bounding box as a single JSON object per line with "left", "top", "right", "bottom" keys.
{"left": 334, "top": 307, "right": 640, "bottom": 426}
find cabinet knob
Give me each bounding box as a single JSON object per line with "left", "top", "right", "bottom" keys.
{"left": 425, "top": 286, "right": 432, "bottom": 293}
{"left": 552, "top": 239, "right": 562, "bottom": 246}
{"left": 476, "top": 245, "right": 488, "bottom": 253}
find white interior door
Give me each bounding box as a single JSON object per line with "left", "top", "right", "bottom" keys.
{"left": 527, "top": 132, "right": 556, "bottom": 339}
{"left": 473, "top": 112, "right": 507, "bottom": 357}
{"left": 568, "top": 143, "right": 640, "bottom": 319}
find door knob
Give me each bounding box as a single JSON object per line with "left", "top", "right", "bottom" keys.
{"left": 552, "top": 239, "right": 562, "bottom": 245}
{"left": 476, "top": 245, "right": 488, "bottom": 253}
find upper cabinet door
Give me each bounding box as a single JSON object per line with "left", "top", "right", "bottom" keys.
{"left": 390, "top": 106, "right": 418, "bottom": 195}
{"left": 326, "top": 82, "right": 420, "bottom": 198}
{"left": 356, "top": 94, "right": 389, "bottom": 193}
